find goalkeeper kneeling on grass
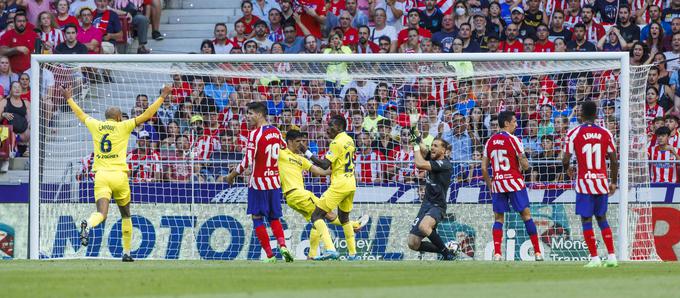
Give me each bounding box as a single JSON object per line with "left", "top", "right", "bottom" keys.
{"left": 406, "top": 127, "right": 459, "bottom": 260}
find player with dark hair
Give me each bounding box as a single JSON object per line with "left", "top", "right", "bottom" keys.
{"left": 406, "top": 124, "right": 458, "bottom": 260}
{"left": 482, "top": 111, "right": 543, "bottom": 261}
{"left": 278, "top": 130, "right": 368, "bottom": 259}
{"left": 65, "top": 84, "right": 172, "bottom": 262}
{"left": 562, "top": 101, "right": 619, "bottom": 268}
{"left": 305, "top": 115, "right": 360, "bottom": 260}
{"left": 225, "top": 101, "right": 293, "bottom": 263}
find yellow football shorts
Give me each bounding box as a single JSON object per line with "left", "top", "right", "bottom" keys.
{"left": 285, "top": 189, "right": 320, "bottom": 222}
{"left": 93, "top": 171, "right": 131, "bottom": 207}
{"left": 317, "top": 187, "right": 355, "bottom": 213}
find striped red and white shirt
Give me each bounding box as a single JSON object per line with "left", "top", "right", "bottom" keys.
{"left": 128, "top": 150, "right": 161, "bottom": 182}
{"left": 40, "top": 28, "right": 65, "bottom": 52}
{"left": 565, "top": 124, "right": 616, "bottom": 195}
{"left": 648, "top": 145, "right": 679, "bottom": 183}
{"left": 632, "top": 0, "right": 664, "bottom": 24}
{"left": 355, "top": 149, "right": 385, "bottom": 183}
{"left": 390, "top": 147, "right": 415, "bottom": 182}
{"left": 190, "top": 135, "right": 221, "bottom": 160}
{"left": 484, "top": 131, "right": 526, "bottom": 193}
{"left": 235, "top": 125, "right": 286, "bottom": 190}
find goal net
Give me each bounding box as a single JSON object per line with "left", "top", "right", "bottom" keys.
{"left": 30, "top": 53, "right": 657, "bottom": 261}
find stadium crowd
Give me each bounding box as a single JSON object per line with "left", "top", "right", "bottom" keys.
{"left": 1, "top": 0, "right": 679, "bottom": 185}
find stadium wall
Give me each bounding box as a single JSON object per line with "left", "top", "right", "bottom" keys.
{"left": 3, "top": 184, "right": 680, "bottom": 260}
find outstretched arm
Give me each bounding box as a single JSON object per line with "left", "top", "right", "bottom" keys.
{"left": 62, "top": 86, "right": 89, "bottom": 123}
{"left": 135, "top": 85, "right": 172, "bottom": 125}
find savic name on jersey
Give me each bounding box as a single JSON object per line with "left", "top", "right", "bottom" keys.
{"left": 565, "top": 124, "right": 616, "bottom": 195}
{"left": 484, "top": 132, "right": 526, "bottom": 193}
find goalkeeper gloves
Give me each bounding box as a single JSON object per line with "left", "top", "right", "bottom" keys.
{"left": 409, "top": 126, "right": 422, "bottom": 145}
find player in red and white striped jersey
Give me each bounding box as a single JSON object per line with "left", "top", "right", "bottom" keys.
{"left": 562, "top": 101, "right": 619, "bottom": 268}
{"left": 648, "top": 127, "right": 680, "bottom": 183}
{"left": 225, "top": 102, "right": 292, "bottom": 262}
{"left": 482, "top": 111, "right": 543, "bottom": 262}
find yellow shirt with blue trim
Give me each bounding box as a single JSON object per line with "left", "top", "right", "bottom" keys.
{"left": 325, "top": 132, "right": 357, "bottom": 190}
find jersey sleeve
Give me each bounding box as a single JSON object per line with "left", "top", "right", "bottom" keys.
{"left": 509, "top": 135, "right": 525, "bottom": 156}
{"left": 122, "top": 119, "right": 137, "bottom": 134}
{"left": 83, "top": 116, "right": 99, "bottom": 132}
{"left": 429, "top": 159, "right": 452, "bottom": 173}
{"left": 325, "top": 141, "right": 339, "bottom": 163}
{"left": 300, "top": 154, "right": 313, "bottom": 171}
{"left": 235, "top": 130, "right": 255, "bottom": 174}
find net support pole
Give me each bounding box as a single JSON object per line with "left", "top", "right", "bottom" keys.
{"left": 29, "top": 57, "right": 41, "bottom": 259}
{"left": 618, "top": 54, "right": 631, "bottom": 261}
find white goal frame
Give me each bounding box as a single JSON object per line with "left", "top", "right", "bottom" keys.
{"left": 29, "top": 52, "right": 632, "bottom": 260}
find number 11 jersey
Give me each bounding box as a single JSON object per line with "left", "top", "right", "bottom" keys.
{"left": 235, "top": 125, "right": 286, "bottom": 190}
{"left": 84, "top": 117, "right": 137, "bottom": 173}
{"left": 484, "top": 131, "right": 526, "bottom": 193}
{"left": 565, "top": 124, "right": 616, "bottom": 195}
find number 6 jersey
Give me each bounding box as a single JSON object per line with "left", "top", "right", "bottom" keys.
{"left": 565, "top": 124, "right": 616, "bottom": 195}
{"left": 484, "top": 131, "right": 526, "bottom": 193}
{"left": 84, "top": 117, "right": 137, "bottom": 173}
{"left": 235, "top": 125, "right": 286, "bottom": 190}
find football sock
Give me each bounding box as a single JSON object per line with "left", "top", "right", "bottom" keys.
{"left": 330, "top": 217, "right": 359, "bottom": 229}
{"left": 86, "top": 212, "right": 105, "bottom": 229}
{"left": 308, "top": 228, "right": 320, "bottom": 258}
{"left": 492, "top": 221, "right": 503, "bottom": 255}
{"left": 342, "top": 223, "right": 357, "bottom": 256}
{"left": 598, "top": 220, "right": 615, "bottom": 255}
{"left": 313, "top": 219, "right": 336, "bottom": 251}
{"left": 426, "top": 229, "right": 447, "bottom": 254}
{"left": 121, "top": 217, "right": 132, "bottom": 255}
{"left": 269, "top": 219, "right": 286, "bottom": 248}
{"left": 330, "top": 217, "right": 342, "bottom": 226}
{"left": 524, "top": 219, "right": 541, "bottom": 254}
{"left": 417, "top": 241, "right": 440, "bottom": 253}
{"left": 582, "top": 222, "right": 598, "bottom": 257}
{"left": 253, "top": 218, "right": 273, "bottom": 258}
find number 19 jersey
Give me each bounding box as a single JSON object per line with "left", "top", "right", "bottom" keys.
{"left": 84, "top": 117, "right": 137, "bottom": 172}
{"left": 484, "top": 131, "right": 526, "bottom": 193}
{"left": 565, "top": 124, "right": 616, "bottom": 195}
{"left": 235, "top": 125, "right": 286, "bottom": 190}
{"left": 325, "top": 132, "right": 357, "bottom": 190}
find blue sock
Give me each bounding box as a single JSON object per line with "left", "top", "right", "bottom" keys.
{"left": 582, "top": 221, "right": 593, "bottom": 232}
{"left": 252, "top": 217, "right": 265, "bottom": 229}
{"left": 493, "top": 221, "right": 503, "bottom": 231}
{"left": 597, "top": 220, "right": 609, "bottom": 230}
{"left": 523, "top": 219, "right": 537, "bottom": 235}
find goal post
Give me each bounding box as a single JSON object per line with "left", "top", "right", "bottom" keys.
{"left": 29, "top": 53, "right": 654, "bottom": 261}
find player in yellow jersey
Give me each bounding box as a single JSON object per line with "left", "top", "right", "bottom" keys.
{"left": 304, "top": 115, "right": 360, "bottom": 260}
{"left": 278, "top": 130, "right": 368, "bottom": 259}
{"left": 62, "top": 84, "right": 172, "bottom": 262}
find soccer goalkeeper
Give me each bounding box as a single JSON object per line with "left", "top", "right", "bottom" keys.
{"left": 63, "top": 84, "right": 172, "bottom": 262}
{"left": 278, "top": 129, "right": 368, "bottom": 260}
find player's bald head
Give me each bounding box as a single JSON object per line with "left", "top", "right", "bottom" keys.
{"left": 105, "top": 107, "right": 123, "bottom": 121}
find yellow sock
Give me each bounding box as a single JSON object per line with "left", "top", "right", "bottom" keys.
{"left": 86, "top": 212, "right": 105, "bottom": 228}
{"left": 330, "top": 218, "right": 342, "bottom": 226}
{"left": 351, "top": 220, "right": 360, "bottom": 230}
{"left": 308, "top": 228, "right": 320, "bottom": 259}
{"left": 343, "top": 223, "right": 356, "bottom": 256}
{"left": 122, "top": 217, "right": 132, "bottom": 254}
{"left": 313, "top": 219, "right": 335, "bottom": 251}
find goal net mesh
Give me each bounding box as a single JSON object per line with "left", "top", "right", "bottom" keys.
{"left": 35, "top": 57, "right": 656, "bottom": 261}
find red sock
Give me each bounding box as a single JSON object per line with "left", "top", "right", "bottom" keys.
{"left": 529, "top": 234, "right": 541, "bottom": 254}
{"left": 493, "top": 228, "right": 503, "bottom": 255}
{"left": 255, "top": 225, "right": 274, "bottom": 258}
{"left": 601, "top": 227, "right": 615, "bottom": 254}
{"left": 583, "top": 229, "right": 598, "bottom": 257}
{"left": 269, "top": 219, "right": 286, "bottom": 248}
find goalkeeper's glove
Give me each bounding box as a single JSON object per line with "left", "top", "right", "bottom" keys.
{"left": 409, "top": 126, "right": 422, "bottom": 145}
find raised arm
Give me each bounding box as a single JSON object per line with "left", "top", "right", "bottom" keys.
{"left": 134, "top": 84, "right": 172, "bottom": 125}
{"left": 62, "top": 86, "right": 89, "bottom": 123}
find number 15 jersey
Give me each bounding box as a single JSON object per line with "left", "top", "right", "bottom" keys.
{"left": 84, "top": 117, "right": 137, "bottom": 173}
{"left": 565, "top": 124, "right": 616, "bottom": 195}
{"left": 484, "top": 131, "right": 526, "bottom": 193}
{"left": 325, "top": 132, "right": 357, "bottom": 190}
{"left": 235, "top": 125, "right": 286, "bottom": 190}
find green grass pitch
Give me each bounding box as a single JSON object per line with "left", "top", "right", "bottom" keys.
{"left": 2, "top": 260, "right": 678, "bottom": 298}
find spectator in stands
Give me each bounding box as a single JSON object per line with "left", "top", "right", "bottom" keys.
{"left": 488, "top": 2, "right": 506, "bottom": 33}
{"left": 18, "top": 72, "right": 28, "bottom": 101}
{"left": 345, "top": 0, "right": 368, "bottom": 28}
{"left": 663, "top": 18, "right": 680, "bottom": 50}
{"left": 69, "top": 0, "right": 96, "bottom": 18}
{"left": 157, "top": 92, "right": 178, "bottom": 129}
{"left": 237, "top": 0, "right": 261, "bottom": 37}
{"left": 177, "top": 101, "right": 193, "bottom": 134}
{"left": 296, "top": 0, "right": 326, "bottom": 39}
{"left": 468, "top": 106, "right": 488, "bottom": 146}
{"left": 616, "top": 6, "right": 639, "bottom": 49}
{"left": 204, "top": 76, "right": 235, "bottom": 112}
{"left": 510, "top": 7, "right": 535, "bottom": 40}
{"left": 654, "top": 53, "right": 671, "bottom": 84}
{"left": 631, "top": 41, "right": 654, "bottom": 66}
{"left": 160, "top": 120, "right": 180, "bottom": 153}
{"left": 0, "top": 81, "right": 28, "bottom": 156}
{"left": 17, "top": 0, "right": 51, "bottom": 28}
{"left": 243, "top": 39, "right": 258, "bottom": 54}
{"left": 650, "top": 66, "right": 673, "bottom": 110}
{"left": 644, "top": 22, "right": 665, "bottom": 53}
{"left": 252, "top": 0, "right": 281, "bottom": 25}
{"left": 37, "top": 11, "right": 64, "bottom": 54}
{"left": 522, "top": 119, "right": 541, "bottom": 157}
{"left": 522, "top": 37, "right": 535, "bottom": 52}
{"left": 549, "top": 10, "right": 572, "bottom": 42}
{"left": 299, "top": 79, "right": 329, "bottom": 112}
{"left": 362, "top": 97, "right": 385, "bottom": 136}
{"left": 581, "top": 5, "right": 605, "bottom": 44}
{"left": 0, "top": 11, "right": 37, "bottom": 73}
{"left": 431, "top": 13, "right": 456, "bottom": 53}
{"left": 356, "top": 25, "right": 379, "bottom": 53}
{"left": 640, "top": 6, "right": 669, "bottom": 41}
{"left": 128, "top": 131, "right": 162, "bottom": 182}
{"left": 567, "top": 23, "right": 597, "bottom": 52}
{"left": 419, "top": 0, "right": 443, "bottom": 34}
{"left": 281, "top": 23, "right": 303, "bottom": 53}
{"left": 213, "top": 23, "right": 236, "bottom": 54}
{"left": 212, "top": 133, "right": 244, "bottom": 182}
{"left": 190, "top": 77, "right": 216, "bottom": 115}
{"left": 0, "top": 1, "right": 10, "bottom": 32}
{"left": 373, "top": 118, "right": 397, "bottom": 156}
{"left": 444, "top": 112, "right": 471, "bottom": 177}
{"left": 266, "top": 80, "right": 285, "bottom": 116}
{"left": 302, "top": 34, "right": 318, "bottom": 53}
{"left": 92, "top": 0, "right": 123, "bottom": 54}
{"left": 554, "top": 37, "right": 567, "bottom": 52}
{"left": 459, "top": 23, "right": 480, "bottom": 52}
{"left": 0, "top": 55, "right": 17, "bottom": 96}
{"left": 399, "top": 27, "right": 421, "bottom": 53}
{"left": 249, "top": 20, "right": 273, "bottom": 52}
{"left": 55, "top": 0, "right": 79, "bottom": 30}
{"left": 337, "top": 10, "right": 358, "bottom": 47}
{"left": 76, "top": 7, "right": 102, "bottom": 54}
{"left": 55, "top": 23, "right": 87, "bottom": 54}
{"left": 531, "top": 134, "right": 563, "bottom": 183}
{"left": 471, "top": 14, "right": 490, "bottom": 52}
{"left": 499, "top": 23, "right": 523, "bottom": 52}
{"left": 355, "top": 131, "right": 385, "bottom": 183}
{"left": 597, "top": 27, "right": 628, "bottom": 52}
{"left": 200, "top": 39, "right": 215, "bottom": 54}
{"left": 369, "top": 8, "right": 397, "bottom": 53}
{"left": 378, "top": 36, "right": 391, "bottom": 52}
{"left": 397, "top": 9, "right": 430, "bottom": 46}
{"left": 164, "top": 135, "right": 191, "bottom": 182}
{"left": 231, "top": 20, "right": 248, "bottom": 47}
{"left": 109, "top": 0, "right": 151, "bottom": 54}
{"left": 267, "top": 8, "right": 284, "bottom": 43}
{"left": 665, "top": 33, "right": 680, "bottom": 71}
{"left": 306, "top": 104, "right": 327, "bottom": 149}
{"left": 533, "top": 24, "right": 554, "bottom": 52}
